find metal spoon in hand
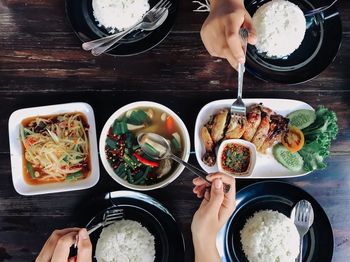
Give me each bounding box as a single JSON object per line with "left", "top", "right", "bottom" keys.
{"left": 137, "top": 132, "right": 230, "bottom": 193}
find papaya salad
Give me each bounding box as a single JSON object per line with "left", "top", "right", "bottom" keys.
{"left": 105, "top": 107, "right": 184, "bottom": 185}
{"left": 20, "top": 112, "right": 90, "bottom": 184}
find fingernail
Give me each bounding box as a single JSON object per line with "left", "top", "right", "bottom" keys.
{"left": 238, "top": 57, "right": 245, "bottom": 64}
{"left": 80, "top": 228, "right": 89, "bottom": 240}
{"left": 214, "top": 179, "right": 222, "bottom": 189}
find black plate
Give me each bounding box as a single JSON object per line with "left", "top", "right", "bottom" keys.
{"left": 245, "top": 0, "right": 342, "bottom": 84}
{"left": 219, "top": 181, "right": 333, "bottom": 262}
{"left": 77, "top": 191, "right": 185, "bottom": 262}
{"left": 65, "top": 0, "right": 178, "bottom": 56}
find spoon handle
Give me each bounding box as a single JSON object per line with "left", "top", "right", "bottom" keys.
{"left": 170, "top": 155, "right": 209, "bottom": 182}
{"left": 170, "top": 155, "right": 231, "bottom": 193}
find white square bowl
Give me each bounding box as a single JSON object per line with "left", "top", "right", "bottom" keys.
{"left": 8, "top": 102, "right": 100, "bottom": 195}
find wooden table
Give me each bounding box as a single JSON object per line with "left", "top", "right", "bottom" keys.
{"left": 0, "top": 0, "right": 349, "bottom": 261}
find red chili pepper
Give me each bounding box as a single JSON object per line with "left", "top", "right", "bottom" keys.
{"left": 133, "top": 153, "right": 159, "bottom": 168}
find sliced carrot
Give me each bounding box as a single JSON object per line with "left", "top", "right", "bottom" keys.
{"left": 166, "top": 116, "right": 175, "bottom": 134}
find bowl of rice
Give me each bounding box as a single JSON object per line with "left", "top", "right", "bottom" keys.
{"left": 84, "top": 190, "right": 185, "bottom": 262}
{"left": 65, "top": 0, "right": 179, "bottom": 56}
{"left": 244, "top": 0, "right": 342, "bottom": 84}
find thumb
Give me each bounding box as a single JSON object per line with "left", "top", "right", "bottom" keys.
{"left": 207, "top": 179, "right": 224, "bottom": 212}
{"left": 77, "top": 229, "right": 92, "bottom": 262}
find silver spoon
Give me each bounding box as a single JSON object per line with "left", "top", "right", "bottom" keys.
{"left": 291, "top": 200, "right": 315, "bottom": 262}
{"left": 137, "top": 132, "right": 211, "bottom": 182}
{"left": 137, "top": 132, "right": 231, "bottom": 193}
{"left": 88, "top": 7, "right": 169, "bottom": 56}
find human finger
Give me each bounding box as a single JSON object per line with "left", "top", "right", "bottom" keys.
{"left": 194, "top": 184, "right": 207, "bottom": 198}
{"left": 76, "top": 229, "right": 92, "bottom": 262}
{"left": 68, "top": 257, "right": 77, "bottom": 262}
{"left": 193, "top": 177, "right": 209, "bottom": 186}
{"left": 243, "top": 12, "right": 257, "bottom": 45}
{"left": 51, "top": 231, "right": 77, "bottom": 262}
{"left": 36, "top": 228, "right": 80, "bottom": 262}
{"left": 225, "top": 15, "right": 246, "bottom": 64}
{"left": 222, "top": 47, "right": 239, "bottom": 70}
{"left": 206, "top": 179, "right": 225, "bottom": 212}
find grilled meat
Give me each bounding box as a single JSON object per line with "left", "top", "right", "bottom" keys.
{"left": 225, "top": 115, "right": 246, "bottom": 139}
{"left": 210, "top": 109, "right": 228, "bottom": 143}
{"left": 260, "top": 114, "right": 289, "bottom": 152}
{"left": 242, "top": 104, "right": 262, "bottom": 141}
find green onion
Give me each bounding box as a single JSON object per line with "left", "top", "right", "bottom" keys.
{"left": 144, "top": 142, "right": 158, "bottom": 156}
{"left": 127, "top": 170, "right": 134, "bottom": 184}
{"left": 114, "top": 163, "right": 125, "bottom": 177}
{"left": 171, "top": 138, "right": 181, "bottom": 151}
{"left": 134, "top": 166, "right": 151, "bottom": 185}
{"left": 112, "top": 119, "right": 128, "bottom": 135}
{"left": 66, "top": 171, "right": 83, "bottom": 181}
{"left": 106, "top": 137, "right": 118, "bottom": 149}
{"left": 26, "top": 162, "right": 36, "bottom": 179}
{"left": 127, "top": 110, "right": 149, "bottom": 125}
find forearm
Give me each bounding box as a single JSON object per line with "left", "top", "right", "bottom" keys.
{"left": 209, "top": 0, "right": 244, "bottom": 7}
{"left": 193, "top": 237, "right": 220, "bottom": 262}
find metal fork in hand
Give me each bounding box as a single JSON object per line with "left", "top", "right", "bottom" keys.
{"left": 291, "top": 200, "right": 314, "bottom": 262}
{"left": 230, "top": 28, "right": 248, "bottom": 117}
{"left": 74, "top": 208, "right": 123, "bottom": 248}
{"left": 87, "top": 208, "right": 124, "bottom": 234}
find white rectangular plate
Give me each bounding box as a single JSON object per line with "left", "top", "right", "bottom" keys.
{"left": 8, "top": 102, "right": 100, "bottom": 195}
{"left": 194, "top": 99, "right": 313, "bottom": 179}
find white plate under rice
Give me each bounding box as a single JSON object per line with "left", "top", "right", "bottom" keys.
{"left": 92, "top": 0, "right": 150, "bottom": 33}
{"left": 240, "top": 210, "right": 300, "bottom": 262}
{"left": 95, "top": 219, "right": 155, "bottom": 262}
{"left": 252, "top": 0, "right": 306, "bottom": 58}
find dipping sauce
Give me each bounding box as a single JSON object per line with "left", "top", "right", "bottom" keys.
{"left": 221, "top": 143, "right": 250, "bottom": 174}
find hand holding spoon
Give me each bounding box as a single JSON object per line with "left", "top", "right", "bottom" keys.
{"left": 137, "top": 132, "right": 230, "bottom": 193}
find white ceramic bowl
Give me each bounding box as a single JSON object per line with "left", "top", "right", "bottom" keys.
{"left": 99, "top": 101, "right": 191, "bottom": 191}
{"left": 217, "top": 139, "right": 256, "bottom": 177}
{"left": 8, "top": 102, "right": 100, "bottom": 195}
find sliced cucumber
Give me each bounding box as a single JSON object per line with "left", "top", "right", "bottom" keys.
{"left": 273, "top": 144, "right": 304, "bottom": 172}
{"left": 287, "top": 109, "right": 316, "bottom": 129}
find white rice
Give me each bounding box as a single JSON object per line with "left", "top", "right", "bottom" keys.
{"left": 240, "top": 210, "right": 300, "bottom": 262}
{"left": 95, "top": 219, "right": 155, "bottom": 262}
{"left": 92, "top": 0, "right": 150, "bottom": 33}
{"left": 252, "top": 0, "right": 306, "bottom": 58}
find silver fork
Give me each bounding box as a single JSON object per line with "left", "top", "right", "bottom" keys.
{"left": 87, "top": 208, "right": 124, "bottom": 234}
{"left": 74, "top": 208, "right": 123, "bottom": 247}
{"left": 291, "top": 200, "right": 314, "bottom": 262}
{"left": 230, "top": 28, "right": 248, "bottom": 117}
{"left": 82, "top": 0, "right": 171, "bottom": 52}
{"left": 304, "top": 0, "right": 338, "bottom": 17}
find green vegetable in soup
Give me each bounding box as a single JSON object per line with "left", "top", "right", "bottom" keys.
{"left": 112, "top": 119, "right": 128, "bottom": 135}
{"left": 26, "top": 162, "right": 36, "bottom": 179}
{"left": 127, "top": 110, "right": 149, "bottom": 125}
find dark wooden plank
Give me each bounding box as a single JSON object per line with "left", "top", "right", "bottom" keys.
{"left": 0, "top": 1, "right": 349, "bottom": 93}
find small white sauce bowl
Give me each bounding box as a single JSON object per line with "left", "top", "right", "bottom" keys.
{"left": 217, "top": 139, "right": 257, "bottom": 177}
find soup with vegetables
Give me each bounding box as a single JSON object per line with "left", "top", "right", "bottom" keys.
{"left": 105, "top": 107, "right": 184, "bottom": 185}
{"left": 20, "top": 113, "right": 91, "bottom": 185}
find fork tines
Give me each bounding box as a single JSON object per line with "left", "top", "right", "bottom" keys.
{"left": 149, "top": 0, "right": 171, "bottom": 13}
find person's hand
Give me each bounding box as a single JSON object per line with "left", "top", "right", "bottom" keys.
{"left": 36, "top": 228, "right": 92, "bottom": 262}
{"left": 191, "top": 173, "right": 236, "bottom": 262}
{"left": 200, "top": 0, "right": 256, "bottom": 69}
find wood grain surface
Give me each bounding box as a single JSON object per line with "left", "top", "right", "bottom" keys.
{"left": 0, "top": 0, "right": 349, "bottom": 261}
